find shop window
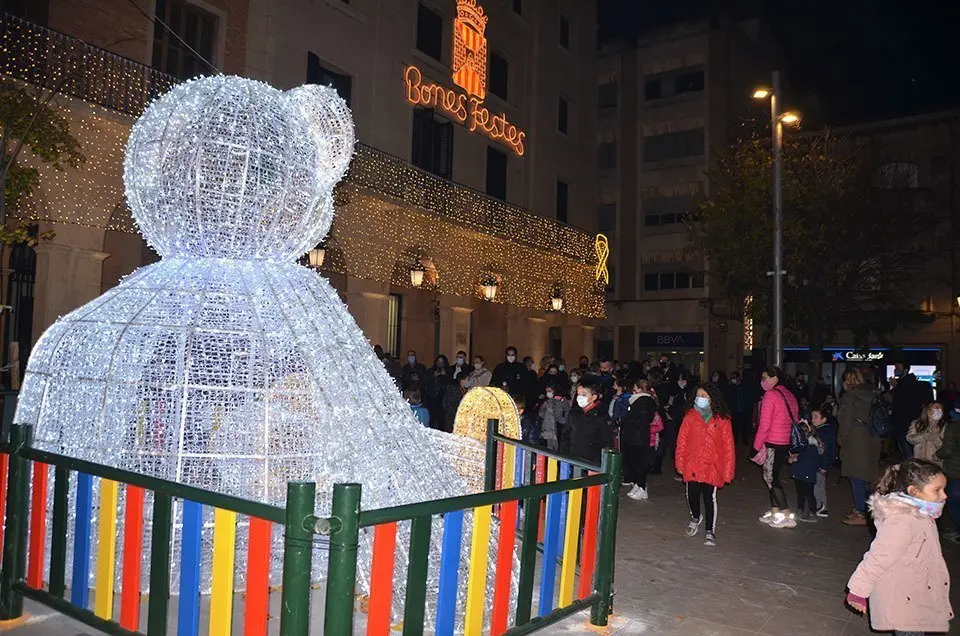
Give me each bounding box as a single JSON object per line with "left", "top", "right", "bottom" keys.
{"left": 152, "top": 0, "right": 219, "bottom": 79}
{"left": 306, "top": 53, "right": 352, "bottom": 106}
{"left": 412, "top": 108, "right": 454, "bottom": 179}
{"left": 386, "top": 294, "right": 403, "bottom": 358}
{"left": 556, "top": 179, "right": 568, "bottom": 223}
{"left": 644, "top": 128, "right": 704, "bottom": 162}
{"left": 486, "top": 146, "right": 508, "bottom": 201}
{"left": 416, "top": 3, "right": 443, "bottom": 61}
{"left": 490, "top": 52, "right": 509, "bottom": 100}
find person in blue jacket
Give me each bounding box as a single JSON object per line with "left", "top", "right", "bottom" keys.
{"left": 405, "top": 388, "right": 430, "bottom": 427}
{"left": 811, "top": 405, "right": 838, "bottom": 517}
{"left": 789, "top": 418, "right": 824, "bottom": 523}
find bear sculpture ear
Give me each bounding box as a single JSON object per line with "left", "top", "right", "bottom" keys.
{"left": 286, "top": 84, "right": 355, "bottom": 190}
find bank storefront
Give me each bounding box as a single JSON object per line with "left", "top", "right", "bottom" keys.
{"left": 784, "top": 346, "right": 942, "bottom": 396}
{"left": 639, "top": 332, "right": 705, "bottom": 380}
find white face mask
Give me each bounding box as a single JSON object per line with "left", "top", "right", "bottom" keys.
{"left": 507, "top": 355, "right": 516, "bottom": 363}
{"left": 695, "top": 396, "right": 710, "bottom": 410}
{"left": 570, "top": 375, "right": 580, "bottom": 383}
{"left": 456, "top": 357, "right": 465, "bottom": 365}
{"left": 576, "top": 395, "right": 589, "bottom": 408}
{"left": 678, "top": 381, "right": 687, "bottom": 389}
{"left": 932, "top": 410, "right": 944, "bottom": 421}
{"left": 546, "top": 391, "right": 554, "bottom": 399}
{"left": 558, "top": 365, "right": 565, "bottom": 371}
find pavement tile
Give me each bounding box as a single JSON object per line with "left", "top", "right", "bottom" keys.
{"left": 756, "top": 606, "right": 850, "bottom": 635}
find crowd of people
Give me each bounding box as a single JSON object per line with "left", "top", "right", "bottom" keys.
{"left": 375, "top": 343, "right": 958, "bottom": 632}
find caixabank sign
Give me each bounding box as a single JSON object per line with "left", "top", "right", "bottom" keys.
{"left": 404, "top": 0, "right": 527, "bottom": 155}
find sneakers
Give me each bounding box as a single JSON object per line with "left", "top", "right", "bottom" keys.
{"left": 798, "top": 511, "right": 818, "bottom": 524}
{"left": 770, "top": 511, "right": 797, "bottom": 529}
{"left": 673, "top": 474, "right": 684, "bottom": 482}
{"left": 816, "top": 505, "right": 829, "bottom": 518}
{"left": 685, "top": 516, "right": 703, "bottom": 537}
{"left": 704, "top": 531, "right": 716, "bottom": 547}
{"left": 758, "top": 510, "right": 775, "bottom": 525}
{"left": 627, "top": 485, "right": 648, "bottom": 501}
{"left": 842, "top": 511, "right": 868, "bottom": 526}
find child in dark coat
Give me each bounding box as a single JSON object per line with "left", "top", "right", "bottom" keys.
{"left": 790, "top": 418, "right": 824, "bottom": 523}
{"left": 812, "top": 406, "right": 838, "bottom": 517}
{"left": 561, "top": 378, "right": 614, "bottom": 465}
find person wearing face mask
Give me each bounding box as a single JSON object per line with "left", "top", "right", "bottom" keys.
{"left": 568, "top": 370, "right": 582, "bottom": 400}
{"left": 725, "top": 371, "right": 752, "bottom": 447}
{"left": 560, "top": 378, "right": 614, "bottom": 464}
{"left": 846, "top": 459, "right": 952, "bottom": 636}
{"left": 442, "top": 374, "right": 471, "bottom": 433}
{"left": 755, "top": 366, "right": 799, "bottom": 529}
{"left": 492, "top": 346, "right": 528, "bottom": 396}
{"left": 578, "top": 356, "right": 590, "bottom": 372}
{"left": 675, "top": 384, "right": 735, "bottom": 547}
{"left": 621, "top": 378, "right": 664, "bottom": 501}
{"left": 450, "top": 350, "right": 470, "bottom": 382}
{"left": 539, "top": 378, "right": 571, "bottom": 452}
{"left": 907, "top": 402, "right": 946, "bottom": 466}
{"left": 659, "top": 354, "right": 678, "bottom": 384}
{"left": 467, "top": 356, "right": 492, "bottom": 388}
{"left": 425, "top": 355, "right": 451, "bottom": 430}
{"left": 401, "top": 349, "right": 428, "bottom": 392}
{"left": 656, "top": 372, "right": 696, "bottom": 481}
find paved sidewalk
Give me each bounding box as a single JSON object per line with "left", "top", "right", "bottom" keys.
{"left": 6, "top": 459, "right": 960, "bottom": 634}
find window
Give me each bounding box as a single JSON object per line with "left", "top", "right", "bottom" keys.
{"left": 645, "top": 270, "right": 705, "bottom": 291}
{"left": 642, "top": 195, "right": 694, "bottom": 226}
{"left": 557, "top": 96, "right": 569, "bottom": 134}
{"left": 306, "top": 53, "right": 352, "bottom": 106}
{"left": 643, "top": 128, "right": 704, "bottom": 162}
{"left": 412, "top": 108, "right": 454, "bottom": 179}
{"left": 644, "top": 79, "right": 662, "bottom": 100}
{"left": 598, "top": 141, "right": 617, "bottom": 171}
{"left": 152, "top": 0, "right": 219, "bottom": 80}
{"left": 644, "top": 66, "right": 705, "bottom": 101}
{"left": 675, "top": 70, "right": 705, "bottom": 94}
{"left": 556, "top": 180, "right": 568, "bottom": 223}
{"left": 598, "top": 81, "right": 618, "bottom": 110}
{"left": 597, "top": 203, "right": 616, "bottom": 238}
{"left": 877, "top": 162, "right": 919, "bottom": 188}
{"left": 490, "top": 52, "right": 509, "bottom": 100}
{"left": 386, "top": 294, "right": 403, "bottom": 358}
{"left": 559, "top": 15, "right": 570, "bottom": 48}
{"left": 486, "top": 146, "right": 508, "bottom": 201}
{"left": 416, "top": 3, "right": 443, "bottom": 61}
{"left": 512, "top": 0, "right": 523, "bottom": 15}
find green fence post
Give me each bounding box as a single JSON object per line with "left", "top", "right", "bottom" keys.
{"left": 0, "top": 423, "right": 29, "bottom": 620}
{"left": 279, "top": 481, "right": 317, "bottom": 636}
{"left": 590, "top": 448, "right": 622, "bottom": 627}
{"left": 484, "top": 418, "right": 500, "bottom": 491}
{"left": 0, "top": 391, "right": 17, "bottom": 447}
{"left": 323, "top": 483, "right": 361, "bottom": 636}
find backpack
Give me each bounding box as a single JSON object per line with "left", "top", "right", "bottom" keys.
{"left": 867, "top": 394, "right": 893, "bottom": 438}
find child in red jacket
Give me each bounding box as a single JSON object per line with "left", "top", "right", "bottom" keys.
{"left": 675, "top": 382, "right": 736, "bottom": 547}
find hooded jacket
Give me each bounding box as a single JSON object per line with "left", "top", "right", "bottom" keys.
{"left": 674, "top": 409, "right": 735, "bottom": 488}
{"left": 847, "top": 493, "right": 953, "bottom": 633}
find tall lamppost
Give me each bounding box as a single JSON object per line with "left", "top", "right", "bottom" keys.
{"left": 753, "top": 71, "right": 800, "bottom": 368}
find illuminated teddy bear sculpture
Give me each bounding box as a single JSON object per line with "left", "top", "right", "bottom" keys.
{"left": 15, "top": 76, "right": 510, "bottom": 623}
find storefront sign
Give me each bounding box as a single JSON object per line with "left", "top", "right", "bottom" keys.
{"left": 639, "top": 332, "right": 704, "bottom": 348}
{"left": 832, "top": 350, "right": 885, "bottom": 362}
{"left": 403, "top": 0, "right": 527, "bottom": 156}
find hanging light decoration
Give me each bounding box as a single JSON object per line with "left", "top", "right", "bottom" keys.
{"left": 410, "top": 258, "right": 426, "bottom": 287}
{"left": 308, "top": 242, "right": 326, "bottom": 269}
{"left": 550, "top": 284, "right": 564, "bottom": 312}
{"left": 481, "top": 274, "right": 499, "bottom": 301}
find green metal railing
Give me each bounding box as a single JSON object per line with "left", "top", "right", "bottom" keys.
{"left": 0, "top": 418, "right": 622, "bottom": 635}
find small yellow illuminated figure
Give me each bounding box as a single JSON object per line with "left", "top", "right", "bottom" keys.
{"left": 452, "top": 0, "right": 488, "bottom": 99}
{"left": 454, "top": 386, "right": 521, "bottom": 442}
{"left": 595, "top": 233, "right": 610, "bottom": 285}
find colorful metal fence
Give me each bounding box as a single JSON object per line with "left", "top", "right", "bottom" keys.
{"left": 322, "top": 420, "right": 622, "bottom": 635}
{"left": 0, "top": 418, "right": 621, "bottom": 636}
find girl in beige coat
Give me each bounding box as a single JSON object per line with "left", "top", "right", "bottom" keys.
{"left": 846, "top": 459, "right": 953, "bottom": 635}
{"left": 906, "top": 402, "right": 945, "bottom": 466}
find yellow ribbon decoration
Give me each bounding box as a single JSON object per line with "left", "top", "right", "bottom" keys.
{"left": 595, "top": 233, "right": 610, "bottom": 285}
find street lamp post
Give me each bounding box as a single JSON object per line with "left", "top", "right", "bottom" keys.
{"left": 753, "top": 71, "right": 800, "bottom": 369}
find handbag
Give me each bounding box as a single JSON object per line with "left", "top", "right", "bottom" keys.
{"left": 774, "top": 388, "right": 805, "bottom": 450}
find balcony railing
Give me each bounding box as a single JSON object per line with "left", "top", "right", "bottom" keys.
{"left": 0, "top": 13, "right": 597, "bottom": 264}
{"left": 0, "top": 13, "right": 176, "bottom": 117}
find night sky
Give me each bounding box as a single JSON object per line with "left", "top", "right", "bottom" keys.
{"left": 598, "top": 0, "right": 960, "bottom": 125}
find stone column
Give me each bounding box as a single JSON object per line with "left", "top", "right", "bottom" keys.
{"left": 32, "top": 243, "right": 109, "bottom": 343}
{"left": 344, "top": 278, "right": 391, "bottom": 348}
{"left": 437, "top": 294, "right": 473, "bottom": 358}
{"left": 526, "top": 316, "right": 548, "bottom": 364}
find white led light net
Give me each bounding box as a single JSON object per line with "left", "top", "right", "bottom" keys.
{"left": 16, "top": 76, "right": 516, "bottom": 629}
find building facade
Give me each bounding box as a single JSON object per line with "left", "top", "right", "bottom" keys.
{"left": 595, "top": 18, "right": 779, "bottom": 378}
{"left": 0, "top": 0, "right": 604, "bottom": 385}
